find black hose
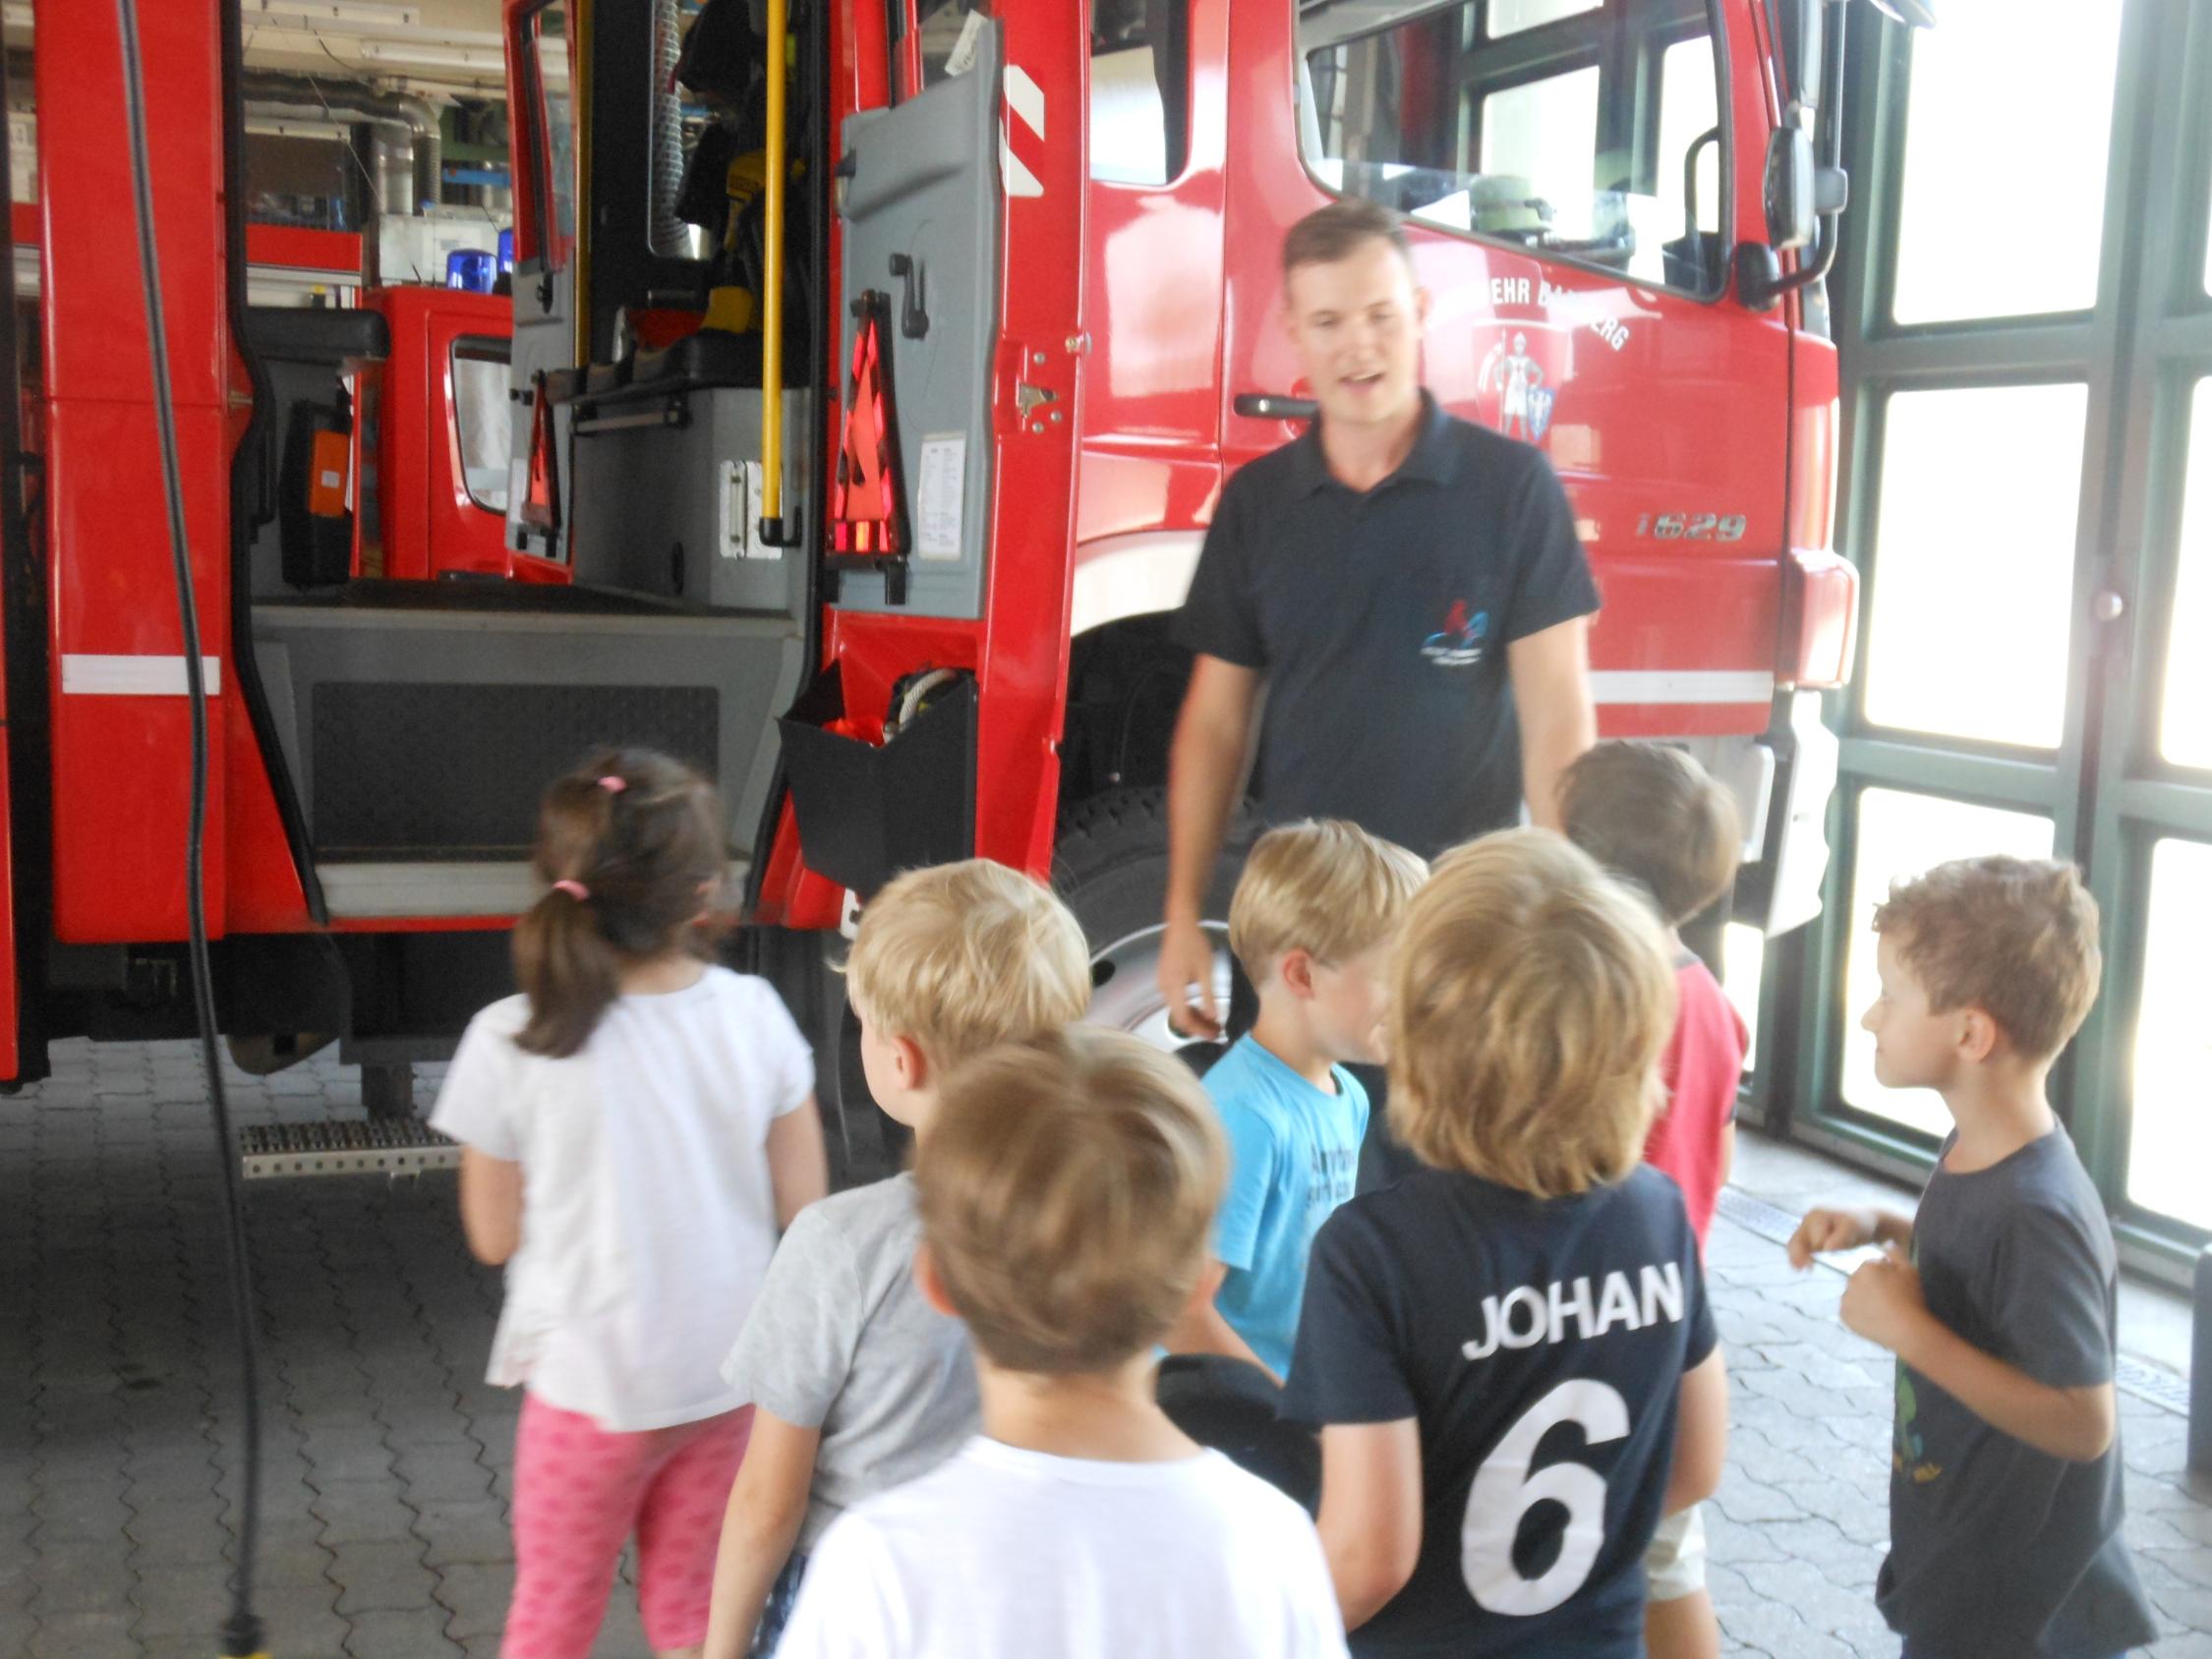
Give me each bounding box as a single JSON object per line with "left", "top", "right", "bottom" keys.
{"left": 111, "top": 2, "right": 267, "bottom": 1654}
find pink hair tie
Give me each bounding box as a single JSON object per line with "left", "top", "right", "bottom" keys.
{"left": 553, "top": 879, "right": 590, "bottom": 901}
{"left": 598, "top": 775, "right": 627, "bottom": 793}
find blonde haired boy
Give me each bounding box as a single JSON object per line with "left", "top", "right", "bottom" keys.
{"left": 1168, "top": 820, "right": 1426, "bottom": 1382}
{"left": 1284, "top": 830, "right": 1728, "bottom": 1656}
{"left": 1788, "top": 856, "right": 2154, "bottom": 1659}
{"left": 776, "top": 1028, "right": 1349, "bottom": 1658}
{"left": 704, "top": 861, "right": 1091, "bottom": 1659}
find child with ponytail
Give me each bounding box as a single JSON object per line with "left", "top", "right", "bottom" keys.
{"left": 431, "top": 749, "right": 829, "bottom": 1659}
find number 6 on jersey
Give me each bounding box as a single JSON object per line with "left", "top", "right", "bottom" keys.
{"left": 1461, "top": 1380, "right": 1631, "bottom": 1616}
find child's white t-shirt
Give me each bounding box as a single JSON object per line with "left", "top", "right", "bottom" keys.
{"left": 430, "top": 966, "right": 814, "bottom": 1432}
{"left": 776, "top": 1436, "right": 1349, "bottom": 1658}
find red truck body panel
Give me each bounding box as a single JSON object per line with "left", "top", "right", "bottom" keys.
{"left": 40, "top": 0, "right": 244, "bottom": 946}
{"left": 0, "top": 0, "right": 1849, "bottom": 1071}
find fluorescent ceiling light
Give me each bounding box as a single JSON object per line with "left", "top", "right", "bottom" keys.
{"left": 243, "top": 17, "right": 501, "bottom": 48}
{"left": 246, "top": 1, "right": 423, "bottom": 25}
{"left": 355, "top": 39, "right": 503, "bottom": 71}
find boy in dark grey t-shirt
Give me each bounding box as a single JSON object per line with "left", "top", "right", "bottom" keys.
{"left": 701, "top": 863, "right": 1093, "bottom": 1659}
{"left": 1789, "top": 857, "right": 2156, "bottom": 1659}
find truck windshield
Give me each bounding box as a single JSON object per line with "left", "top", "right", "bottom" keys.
{"left": 1299, "top": 0, "right": 1727, "bottom": 296}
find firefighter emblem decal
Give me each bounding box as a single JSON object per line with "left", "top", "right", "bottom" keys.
{"left": 1422, "top": 601, "right": 1489, "bottom": 668}
{"left": 1478, "top": 329, "right": 1555, "bottom": 443}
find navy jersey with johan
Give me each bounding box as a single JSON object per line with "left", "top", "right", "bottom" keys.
{"left": 1175, "top": 398, "right": 1600, "bottom": 860}
{"left": 1284, "top": 1165, "right": 1717, "bottom": 1658}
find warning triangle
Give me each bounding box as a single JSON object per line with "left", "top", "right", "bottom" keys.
{"left": 831, "top": 299, "right": 902, "bottom": 555}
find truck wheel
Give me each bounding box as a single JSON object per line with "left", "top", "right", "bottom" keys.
{"left": 1053, "top": 786, "right": 1261, "bottom": 1053}
{"left": 744, "top": 922, "right": 899, "bottom": 1190}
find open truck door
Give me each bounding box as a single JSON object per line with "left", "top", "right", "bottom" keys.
{"left": 504, "top": 0, "right": 577, "bottom": 569}
{"left": 768, "top": 2, "right": 1090, "bottom": 918}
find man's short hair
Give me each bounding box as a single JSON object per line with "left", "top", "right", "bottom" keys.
{"left": 1559, "top": 741, "right": 1743, "bottom": 926}
{"left": 1872, "top": 856, "right": 2101, "bottom": 1062}
{"left": 1228, "top": 820, "right": 1428, "bottom": 978}
{"left": 1389, "top": 830, "right": 1676, "bottom": 1199}
{"left": 1281, "top": 198, "right": 1413, "bottom": 282}
{"left": 917, "top": 1027, "right": 1226, "bottom": 1374}
{"left": 844, "top": 859, "right": 1091, "bottom": 1068}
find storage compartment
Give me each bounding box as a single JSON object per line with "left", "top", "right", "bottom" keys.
{"left": 777, "top": 663, "right": 975, "bottom": 897}
{"left": 563, "top": 382, "right": 810, "bottom": 612}
{"left": 251, "top": 585, "right": 806, "bottom": 914}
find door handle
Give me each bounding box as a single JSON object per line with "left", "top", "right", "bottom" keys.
{"left": 1233, "top": 392, "right": 1318, "bottom": 421}
{"left": 889, "top": 253, "right": 928, "bottom": 340}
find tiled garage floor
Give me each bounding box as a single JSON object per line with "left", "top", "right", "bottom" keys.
{"left": 5, "top": 1039, "right": 2208, "bottom": 1657}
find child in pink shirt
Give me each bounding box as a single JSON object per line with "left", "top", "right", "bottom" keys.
{"left": 1561, "top": 740, "right": 1750, "bottom": 1659}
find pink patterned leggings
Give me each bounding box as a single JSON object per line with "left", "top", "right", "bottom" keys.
{"left": 504, "top": 1392, "right": 753, "bottom": 1658}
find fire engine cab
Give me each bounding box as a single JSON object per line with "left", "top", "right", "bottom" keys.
{"left": 7, "top": 0, "right": 1915, "bottom": 1173}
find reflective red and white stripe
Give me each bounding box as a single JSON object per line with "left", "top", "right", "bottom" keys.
{"left": 1000, "top": 64, "right": 1046, "bottom": 199}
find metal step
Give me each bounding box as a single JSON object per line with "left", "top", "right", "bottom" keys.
{"left": 240, "top": 1116, "right": 460, "bottom": 1180}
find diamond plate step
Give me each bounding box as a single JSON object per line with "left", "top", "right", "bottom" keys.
{"left": 240, "top": 1116, "right": 459, "bottom": 1179}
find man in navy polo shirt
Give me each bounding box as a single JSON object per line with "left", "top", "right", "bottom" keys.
{"left": 1159, "top": 199, "right": 1600, "bottom": 1042}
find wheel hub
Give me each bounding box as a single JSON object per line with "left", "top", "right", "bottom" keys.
{"left": 1084, "top": 919, "right": 1235, "bottom": 1056}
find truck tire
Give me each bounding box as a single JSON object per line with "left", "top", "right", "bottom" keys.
{"left": 1053, "top": 786, "right": 1262, "bottom": 1053}
{"left": 744, "top": 922, "right": 902, "bottom": 1191}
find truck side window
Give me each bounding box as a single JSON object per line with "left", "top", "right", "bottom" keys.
{"left": 518, "top": 1, "right": 576, "bottom": 271}
{"left": 911, "top": 1, "right": 1189, "bottom": 186}
{"left": 1090, "top": 0, "right": 1190, "bottom": 186}
{"left": 1300, "top": 0, "right": 1728, "bottom": 297}
{"left": 451, "top": 339, "right": 513, "bottom": 515}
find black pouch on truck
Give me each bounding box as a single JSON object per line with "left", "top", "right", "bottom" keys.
{"left": 776, "top": 663, "right": 975, "bottom": 899}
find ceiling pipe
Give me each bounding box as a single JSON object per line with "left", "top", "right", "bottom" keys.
{"left": 3, "top": 54, "right": 448, "bottom": 216}
{"left": 239, "top": 68, "right": 441, "bottom": 213}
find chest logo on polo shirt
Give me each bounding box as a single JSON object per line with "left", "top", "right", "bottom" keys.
{"left": 1422, "top": 601, "right": 1489, "bottom": 668}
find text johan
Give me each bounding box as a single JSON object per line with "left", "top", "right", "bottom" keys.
{"left": 1461, "top": 1264, "right": 1686, "bottom": 1360}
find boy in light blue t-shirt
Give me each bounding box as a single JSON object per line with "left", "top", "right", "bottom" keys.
{"left": 1167, "top": 821, "right": 1426, "bottom": 1381}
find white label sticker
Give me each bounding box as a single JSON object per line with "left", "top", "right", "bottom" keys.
{"left": 943, "top": 10, "right": 986, "bottom": 78}
{"left": 916, "top": 433, "right": 966, "bottom": 559}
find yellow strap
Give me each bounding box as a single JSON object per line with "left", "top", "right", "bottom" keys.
{"left": 703, "top": 285, "right": 757, "bottom": 335}
{"left": 759, "top": 0, "right": 788, "bottom": 519}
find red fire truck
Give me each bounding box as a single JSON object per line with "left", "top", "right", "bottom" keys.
{"left": 6, "top": 0, "right": 1920, "bottom": 1171}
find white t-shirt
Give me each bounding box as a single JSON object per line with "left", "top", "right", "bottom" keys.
{"left": 430, "top": 966, "right": 814, "bottom": 1432}
{"left": 777, "top": 1436, "right": 1350, "bottom": 1658}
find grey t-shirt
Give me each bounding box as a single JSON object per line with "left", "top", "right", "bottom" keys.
{"left": 722, "top": 1173, "right": 979, "bottom": 1551}
{"left": 1875, "top": 1128, "right": 2157, "bottom": 1658}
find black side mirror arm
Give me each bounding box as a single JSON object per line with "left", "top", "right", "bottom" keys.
{"left": 1740, "top": 0, "right": 1853, "bottom": 311}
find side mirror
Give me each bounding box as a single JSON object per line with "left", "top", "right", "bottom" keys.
{"left": 1764, "top": 127, "right": 1818, "bottom": 252}
{"left": 1745, "top": 0, "right": 1926, "bottom": 310}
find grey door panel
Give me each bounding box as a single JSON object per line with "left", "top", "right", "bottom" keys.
{"left": 834, "top": 25, "right": 1002, "bottom": 618}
